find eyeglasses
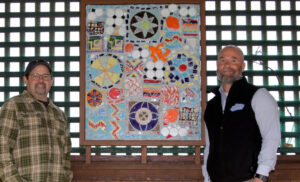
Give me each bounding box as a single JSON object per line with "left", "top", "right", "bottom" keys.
{"left": 29, "top": 73, "right": 52, "bottom": 81}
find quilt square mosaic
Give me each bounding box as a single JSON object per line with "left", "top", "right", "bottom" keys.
{"left": 85, "top": 4, "right": 201, "bottom": 140}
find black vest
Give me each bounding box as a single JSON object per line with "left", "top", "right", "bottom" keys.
{"left": 204, "top": 77, "right": 262, "bottom": 182}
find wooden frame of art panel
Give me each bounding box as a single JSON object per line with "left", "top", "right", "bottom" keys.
{"left": 80, "top": 0, "right": 206, "bottom": 146}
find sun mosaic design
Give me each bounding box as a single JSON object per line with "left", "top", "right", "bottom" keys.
{"left": 85, "top": 4, "right": 202, "bottom": 141}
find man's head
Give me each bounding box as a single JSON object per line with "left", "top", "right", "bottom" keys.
{"left": 217, "top": 45, "right": 245, "bottom": 84}
{"left": 23, "top": 59, "right": 53, "bottom": 102}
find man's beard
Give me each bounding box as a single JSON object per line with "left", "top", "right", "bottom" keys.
{"left": 35, "top": 83, "right": 47, "bottom": 96}
{"left": 217, "top": 67, "right": 242, "bottom": 84}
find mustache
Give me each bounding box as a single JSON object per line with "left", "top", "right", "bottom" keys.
{"left": 35, "top": 83, "right": 46, "bottom": 88}
{"left": 221, "top": 68, "right": 234, "bottom": 72}
{"left": 219, "top": 67, "right": 235, "bottom": 74}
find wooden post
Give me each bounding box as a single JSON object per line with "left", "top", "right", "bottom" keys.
{"left": 141, "top": 145, "right": 147, "bottom": 164}
{"left": 194, "top": 145, "right": 201, "bottom": 165}
{"left": 85, "top": 145, "right": 91, "bottom": 164}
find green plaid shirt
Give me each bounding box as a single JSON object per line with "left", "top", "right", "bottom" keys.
{"left": 0, "top": 91, "right": 73, "bottom": 182}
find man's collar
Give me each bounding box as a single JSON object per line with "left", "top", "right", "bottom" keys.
{"left": 211, "top": 76, "right": 246, "bottom": 95}
{"left": 22, "top": 90, "right": 54, "bottom": 107}
{"left": 219, "top": 85, "right": 228, "bottom": 95}
{"left": 22, "top": 90, "right": 37, "bottom": 103}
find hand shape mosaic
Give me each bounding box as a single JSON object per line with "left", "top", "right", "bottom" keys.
{"left": 85, "top": 4, "right": 201, "bottom": 140}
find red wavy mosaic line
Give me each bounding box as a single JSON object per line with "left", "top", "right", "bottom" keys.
{"left": 110, "top": 104, "right": 121, "bottom": 121}
{"left": 110, "top": 121, "right": 120, "bottom": 139}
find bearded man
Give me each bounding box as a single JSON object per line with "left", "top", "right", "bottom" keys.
{"left": 0, "top": 59, "right": 73, "bottom": 182}
{"left": 202, "top": 45, "right": 281, "bottom": 182}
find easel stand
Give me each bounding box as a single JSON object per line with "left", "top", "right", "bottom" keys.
{"left": 71, "top": 145, "right": 203, "bottom": 181}
{"left": 84, "top": 145, "right": 201, "bottom": 165}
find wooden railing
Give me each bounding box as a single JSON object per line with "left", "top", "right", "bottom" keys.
{"left": 71, "top": 155, "right": 300, "bottom": 181}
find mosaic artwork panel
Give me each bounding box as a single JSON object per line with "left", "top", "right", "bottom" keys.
{"left": 85, "top": 4, "right": 201, "bottom": 140}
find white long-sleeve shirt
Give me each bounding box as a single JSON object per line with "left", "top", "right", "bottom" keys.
{"left": 202, "top": 87, "right": 281, "bottom": 182}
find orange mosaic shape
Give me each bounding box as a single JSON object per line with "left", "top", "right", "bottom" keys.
{"left": 166, "top": 16, "right": 180, "bottom": 30}
{"left": 149, "top": 42, "right": 171, "bottom": 62}
{"left": 164, "top": 109, "right": 179, "bottom": 123}
{"left": 125, "top": 43, "right": 134, "bottom": 52}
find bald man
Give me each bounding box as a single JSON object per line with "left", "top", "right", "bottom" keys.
{"left": 202, "top": 45, "right": 281, "bottom": 182}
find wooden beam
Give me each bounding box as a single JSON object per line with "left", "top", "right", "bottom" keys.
{"left": 194, "top": 145, "right": 201, "bottom": 165}
{"left": 85, "top": 145, "right": 91, "bottom": 164}
{"left": 141, "top": 145, "right": 147, "bottom": 164}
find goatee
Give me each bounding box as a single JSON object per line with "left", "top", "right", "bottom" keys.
{"left": 217, "top": 68, "right": 242, "bottom": 84}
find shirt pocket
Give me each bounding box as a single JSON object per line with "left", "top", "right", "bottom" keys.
{"left": 18, "top": 112, "right": 48, "bottom": 130}
{"left": 17, "top": 112, "right": 50, "bottom": 154}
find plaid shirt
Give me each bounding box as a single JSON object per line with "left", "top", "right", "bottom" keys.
{"left": 0, "top": 91, "right": 73, "bottom": 182}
